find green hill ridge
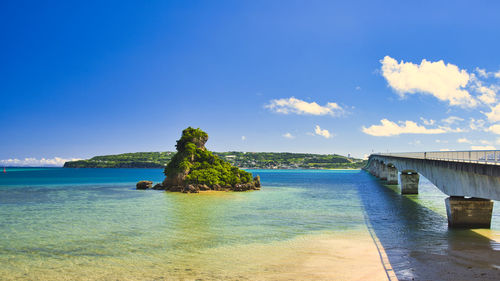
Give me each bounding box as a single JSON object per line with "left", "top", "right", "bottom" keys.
{"left": 64, "top": 147, "right": 365, "bottom": 170}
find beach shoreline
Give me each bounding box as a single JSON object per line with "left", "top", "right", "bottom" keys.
{"left": 0, "top": 230, "right": 392, "bottom": 281}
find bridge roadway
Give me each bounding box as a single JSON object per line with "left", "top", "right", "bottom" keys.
{"left": 365, "top": 150, "right": 500, "bottom": 228}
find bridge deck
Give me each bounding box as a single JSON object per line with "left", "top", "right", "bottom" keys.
{"left": 374, "top": 150, "right": 500, "bottom": 165}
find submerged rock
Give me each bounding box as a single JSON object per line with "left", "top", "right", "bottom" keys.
{"left": 136, "top": 180, "right": 153, "bottom": 190}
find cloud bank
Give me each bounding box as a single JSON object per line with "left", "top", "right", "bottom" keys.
{"left": 362, "top": 119, "right": 447, "bottom": 136}
{"left": 471, "top": 145, "right": 496, "bottom": 150}
{"left": 364, "top": 56, "right": 500, "bottom": 141}
{"left": 0, "top": 157, "right": 81, "bottom": 167}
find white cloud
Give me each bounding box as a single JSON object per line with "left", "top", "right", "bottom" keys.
{"left": 362, "top": 119, "right": 447, "bottom": 136}
{"left": 469, "top": 118, "right": 486, "bottom": 131}
{"left": 282, "top": 132, "right": 294, "bottom": 139}
{"left": 487, "top": 124, "right": 500, "bottom": 134}
{"left": 241, "top": 136, "right": 246, "bottom": 141}
{"left": 420, "top": 117, "right": 435, "bottom": 126}
{"left": 438, "top": 126, "right": 466, "bottom": 133}
{"left": 484, "top": 103, "right": 500, "bottom": 123}
{"left": 380, "top": 56, "right": 500, "bottom": 134}
{"left": 469, "top": 74, "right": 498, "bottom": 105}
{"left": 471, "top": 145, "right": 496, "bottom": 150}
{"left": 0, "top": 157, "right": 81, "bottom": 167}
{"left": 265, "top": 97, "right": 345, "bottom": 116}
{"left": 439, "top": 148, "right": 454, "bottom": 151}
{"left": 476, "top": 85, "right": 497, "bottom": 105}
{"left": 442, "top": 116, "right": 464, "bottom": 125}
{"left": 380, "top": 56, "right": 477, "bottom": 107}
{"left": 496, "top": 138, "right": 500, "bottom": 145}
{"left": 355, "top": 86, "right": 361, "bottom": 90}
{"left": 435, "top": 139, "right": 448, "bottom": 143}
{"left": 314, "top": 125, "right": 332, "bottom": 138}
{"left": 457, "top": 138, "right": 471, "bottom": 143}
{"left": 457, "top": 138, "right": 492, "bottom": 145}
{"left": 475, "top": 67, "right": 489, "bottom": 78}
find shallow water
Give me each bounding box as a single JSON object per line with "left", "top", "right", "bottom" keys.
{"left": 0, "top": 168, "right": 499, "bottom": 280}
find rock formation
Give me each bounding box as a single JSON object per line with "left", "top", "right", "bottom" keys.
{"left": 159, "top": 127, "right": 261, "bottom": 193}
{"left": 136, "top": 180, "right": 153, "bottom": 190}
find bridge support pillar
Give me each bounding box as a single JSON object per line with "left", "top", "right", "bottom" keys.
{"left": 368, "top": 163, "right": 376, "bottom": 176}
{"left": 386, "top": 166, "right": 398, "bottom": 184}
{"left": 445, "top": 197, "right": 493, "bottom": 228}
{"left": 373, "top": 162, "right": 380, "bottom": 178}
{"left": 379, "top": 164, "right": 387, "bottom": 180}
{"left": 400, "top": 172, "right": 418, "bottom": 194}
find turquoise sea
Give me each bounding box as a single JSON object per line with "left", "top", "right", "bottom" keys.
{"left": 1, "top": 168, "right": 499, "bottom": 280}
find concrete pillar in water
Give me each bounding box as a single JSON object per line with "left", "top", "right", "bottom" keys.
{"left": 445, "top": 197, "right": 493, "bottom": 228}
{"left": 400, "top": 171, "right": 419, "bottom": 194}
{"left": 379, "top": 164, "right": 387, "bottom": 180}
{"left": 386, "top": 166, "right": 398, "bottom": 184}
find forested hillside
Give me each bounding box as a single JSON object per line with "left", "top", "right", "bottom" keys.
{"left": 64, "top": 151, "right": 366, "bottom": 169}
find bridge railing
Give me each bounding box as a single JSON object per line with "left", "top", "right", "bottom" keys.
{"left": 374, "top": 150, "right": 500, "bottom": 165}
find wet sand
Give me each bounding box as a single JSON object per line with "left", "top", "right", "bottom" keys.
{"left": 0, "top": 229, "right": 391, "bottom": 281}
{"left": 3, "top": 228, "right": 500, "bottom": 280}
{"left": 399, "top": 229, "right": 500, "bottom": 281}
{"left": 246, "top": 232, "right": 392, "bottom": 281}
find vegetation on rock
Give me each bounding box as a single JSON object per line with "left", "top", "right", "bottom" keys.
{"left": 162, "top": 127, "right": 259, "bottom": 192}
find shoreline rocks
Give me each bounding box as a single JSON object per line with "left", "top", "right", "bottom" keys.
{"left": 135, "top": 179, "right": 261, "bottom": 193}
{"left": 136, "top": 180, "right": 153, "bottom": 190}
{"left": 152, "top": 183, "right": 164, "bottom": 190}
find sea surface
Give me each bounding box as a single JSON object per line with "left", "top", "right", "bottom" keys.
{"left": 0, "top": 168, "right": 499, "bottom": 280}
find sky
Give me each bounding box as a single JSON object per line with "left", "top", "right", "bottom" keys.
{"left": 2, "top": 0, "right": 500, "bottom": 166}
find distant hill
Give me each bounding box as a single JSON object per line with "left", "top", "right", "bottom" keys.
{"left": 63, "top": 152, "right": 174, "bottom": 168}
{"left": 63, "top": 151, "right": 366, "bottom": 169}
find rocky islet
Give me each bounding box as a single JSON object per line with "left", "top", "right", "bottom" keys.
{"left": 137, "top": 127, "right": 261, "bottom": 193}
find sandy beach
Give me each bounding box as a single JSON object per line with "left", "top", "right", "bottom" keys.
{"left": 0, "top": 229, "right": 392, "bottom": 281}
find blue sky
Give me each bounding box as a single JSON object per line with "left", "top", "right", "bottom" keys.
{"left": 2, "top": 0, "right": 500, "bottom": 166}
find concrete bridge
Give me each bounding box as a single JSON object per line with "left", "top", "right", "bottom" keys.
{"left": 365, "top": 151, "right": 500, "bottom": 228}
